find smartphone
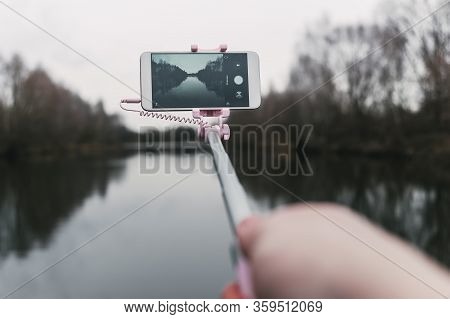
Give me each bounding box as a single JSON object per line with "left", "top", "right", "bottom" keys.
{"left": 140, "top": 51, "right": 261, "bottom": 110}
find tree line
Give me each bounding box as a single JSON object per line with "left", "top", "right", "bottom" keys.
{"left": 0, "top": 54, "right": 134, "bottom": 159}
{"left": 1, "top": 1, "right": 448, "bottom": 160}
{"left": 230, "top": 0, "right": 450, "bottom": 158}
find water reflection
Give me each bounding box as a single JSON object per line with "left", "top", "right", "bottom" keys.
{"left": 0, "top": 159, "right": 126, "bottom": 258}
{"left": 0, "top": 153, "right": 233, "bottom": 298}
{"left": 233, "top": 154, "right": 450, "bottom": 267}
{"left": 0, "top": 152, "right": 448, "bottom": 298}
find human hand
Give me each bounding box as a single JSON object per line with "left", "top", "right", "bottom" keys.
{"left": 222, "top": 203, "right": 450, "bottom": 298}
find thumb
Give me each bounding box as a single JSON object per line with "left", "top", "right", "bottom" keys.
{"left": 221, "top": 282, "right": 245, "bottom": 299}
{"left": 237, "top": 215, "right": 264, "bottom": 257}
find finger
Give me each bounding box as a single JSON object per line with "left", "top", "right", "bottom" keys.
{"left": 237, "top": 215, "right": 264, "bottom": 257}
{"left": 221, "top": 282, "right": 245, "bottom": 299}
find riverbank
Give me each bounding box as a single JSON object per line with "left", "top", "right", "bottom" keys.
{"left": 4, "top": 128, "right": 450, "bottom": 167}
{"left": 305, "top": 132, "right": 450, "bottom": 163}
{"left": 0, "top": 143, "right": 139, "bottom": 161}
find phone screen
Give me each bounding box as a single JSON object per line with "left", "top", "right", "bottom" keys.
{"left": 150, "top": 53, "right": 249, "bottom": 108}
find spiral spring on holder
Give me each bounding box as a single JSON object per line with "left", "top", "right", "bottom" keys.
{"left": 120, "top": 99, "right": 208, "bottom": 126}
{"left": 139, "top": 111, "right": 208, "bottom": 126}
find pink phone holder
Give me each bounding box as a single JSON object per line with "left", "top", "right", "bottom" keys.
{"left": 192, "top": 108, "right": 230, "bottom": 141}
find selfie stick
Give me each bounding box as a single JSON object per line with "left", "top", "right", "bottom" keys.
{"left": 191, "top": 45, "right": 254, "bottom": 298}
{"left": 120, "top": 44, "right": 255, "bottom": 298}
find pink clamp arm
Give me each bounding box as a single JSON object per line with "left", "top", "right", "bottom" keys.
{"left": 191, "top": 44, "right": 227, "bottom": 53}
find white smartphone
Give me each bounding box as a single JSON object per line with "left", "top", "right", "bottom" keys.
{"left": 140, "top": 51, "right": 261, "bottom": 111}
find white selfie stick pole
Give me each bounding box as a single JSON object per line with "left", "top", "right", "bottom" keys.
{"left": 206, "top": 120, "right": 252, "bottom": 229}
{"left": 192, "top": 107, "right": 254, "bottom": 298}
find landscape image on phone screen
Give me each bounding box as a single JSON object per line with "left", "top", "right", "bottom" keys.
{"left": 151, "top": 53, "right": 249, "bottom": 108}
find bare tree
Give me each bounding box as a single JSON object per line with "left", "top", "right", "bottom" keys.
{"left": 420, "top": 4, "right": 450, "bottom": 129}
{"left": 0, "top": 53, "right": 131, "bottom": 157}
{"left": 386, "top": 0, "right": 450, "bottom": 129}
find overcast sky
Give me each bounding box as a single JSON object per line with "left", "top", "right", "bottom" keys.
{"left": 0, "top": 0, "right": 382, "bottom": 128}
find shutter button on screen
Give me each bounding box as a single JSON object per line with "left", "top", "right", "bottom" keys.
{"left": 234, "top": 75, "right": 243, "bottom": 85}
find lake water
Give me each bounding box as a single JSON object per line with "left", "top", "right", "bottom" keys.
{"left": 0, "top": 152, "right": 448, "bottom": 298}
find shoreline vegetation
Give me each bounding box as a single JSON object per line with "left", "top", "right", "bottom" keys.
{"left": 0, "top": 54, "right": 136, "bottom": 160}
{"left": 1, "top": 1, "right": 449, "bottom": 163}
{"left": 230, "top": 1, "right": 450, "bottom": 163}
